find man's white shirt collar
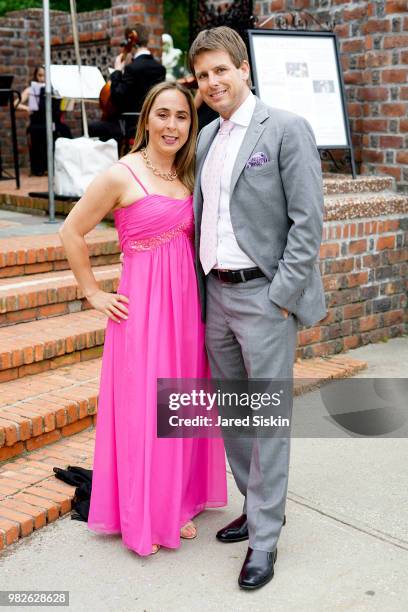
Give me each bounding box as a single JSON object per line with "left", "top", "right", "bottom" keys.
{"left": 220, "top": 91, "right": 256, "bottom": 128}
{"left": 134, "top": 49, "right": 151, "bottom": 59}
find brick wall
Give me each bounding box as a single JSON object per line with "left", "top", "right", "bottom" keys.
{"left": 253, "top": 0, "right": 408, "bottom": 193}
{"left": 296, "top": 211, "right": 407, "bottom": 359}
{"left": 0, "top": 0, "right": 164, "bottom": 168}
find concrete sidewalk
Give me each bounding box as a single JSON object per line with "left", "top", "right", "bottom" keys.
{"left": 0, "top": 337, "right": 407, "bottom": 612}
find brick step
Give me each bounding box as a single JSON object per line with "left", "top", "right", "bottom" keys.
{"left": 0, "top": 309, "right": 107, "bottom": 383}
{"left": 323, "top": 175, "right": 394, "bottom": 195}
{"left": 0, "top": 354, "right": 366, "bottom": 551}
{"left": 0, "top": 354, "right": 367, "bottom": 467}
{"left": 0, "top": 264, "right": 120, "bottom": 327}
{"left": 0, "top": 428, "right": 94, "bottom": 550}
{"left": 0, "top": 228, "right": 120, "bottom": 278}
{"left": 324, "top": 190, "right": 408, "bottom": 221}
{"left": 0, "top": 359, "right": 100, "bottom": 464}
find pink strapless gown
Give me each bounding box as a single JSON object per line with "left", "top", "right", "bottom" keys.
{"left": 87, "top": 162, "right": 227, "bottom": 556}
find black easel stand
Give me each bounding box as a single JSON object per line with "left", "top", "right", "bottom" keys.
{"left": 0, "top": 89, "right": 21, "bottom": 189}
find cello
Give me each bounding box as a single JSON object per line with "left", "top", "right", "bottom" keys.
{"left": 99, "top": 30, "right": 138, "bottom": 121}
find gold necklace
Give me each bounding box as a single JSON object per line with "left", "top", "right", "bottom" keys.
{"left": 141, "top": 147, "right": 178, "bottom": 181}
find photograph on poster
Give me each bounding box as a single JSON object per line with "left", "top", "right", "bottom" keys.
{"left": 248, "top": 31, "right": 349, "bottom": 148}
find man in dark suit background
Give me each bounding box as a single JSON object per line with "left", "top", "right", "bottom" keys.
{"left": 110, "top": 24, "right": 166, "bottom": 114}
{"left": 89, "top": 24, "right": 166, "bottom": 144}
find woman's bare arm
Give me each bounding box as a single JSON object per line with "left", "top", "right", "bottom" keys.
{"left": 15, "top": 86, "right": 30, "bottom": 113}
{"left": 59, "top": 165, "right": 130, "bottom": 323}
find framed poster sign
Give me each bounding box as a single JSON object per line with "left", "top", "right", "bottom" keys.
{"left": 247, "top": 30, "right": 353, "bottom": 152}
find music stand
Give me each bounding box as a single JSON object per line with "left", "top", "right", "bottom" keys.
{"left": 0, "top": 74, "right": 21, "bottom": 189}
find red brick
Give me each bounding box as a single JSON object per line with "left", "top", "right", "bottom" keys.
{"left": 24, "top": 487, "right": 71, "bottom": 514}
{"left": 61, "top": 416, "right": 93, "bottom": 437}
{"left": 298, "top": 327, "right": 322, "bottom": 346}
{"left": 377, "top": 166, "right": 402, "bottom": 180}
{"left": 363, "top": 19, "right": 391, "bottom": 34}
{"left": 14, "top": 493, "right": 59, "bottom": 522}
{"left": 347, "top": 103, "right": 362, "bottom": 117}
{"left": 377, "top": 235, "right": 396, "bottom": 250}
{"left": 362, "top": 119, "right": 388, "bottom": 132}
{"left": 379, "top": 136, "right": 404, "bottom": 148}
{"left": 382, "top": 69, "right": 408, "bottom": 83}
{"left": 396, "top": 151, "right": 408, "bottom": 164}
{"left": 386, "top": 1, "right": 408, "bottom": 14}
{"left": 0, "top": 506, "right": 33, "bottom": 537}
{"left": 347, "top": 272, "right": 369, "bottom": 287}
{"left": 381, "top": 103, "right": 407, "bottom": 116}
{"left": 38, "top": 303, "right": 68, "bottom": 318}
{"left": 0, "top": 499, "right": 46, "bottom": 530}
{"left": 365, "top": 52, "right": 392, "bottom": 67}
{"left": 342, "top": 39, "right": 364, "bottom": 52}
{"left": 0, "top": 442, "right": 24, "bottom": 462}
{"left": 344, "top": 303, "right": 365, "bottom": 319}
{"left": 363, "top": 150, "right": 384, "bottom": 163}
{"left": 344, "top": 336, "right": 362, "bottom": 350}
{"left": 360, "top": 87, "right": 389, "bottom": 101}
{"left": 320, "top": 243, "right": 340, "bottom": 259}
{"left": 0, "top": 518, "right": 19, "bottom": 545}
{"left": 383, "top": 310, "right": 404, "bottom": 325}
{"left": 382, "top": 220, "right": 400, "bottom": 232}
{"left": 25, "top": 429, "right": 61, "bottom": 451}
{"left": 383, "top": 35, "right": 408, "bottom": 48}
{"left": 0, "top": 418, "right": 18, "bottom": 446}
{"left": 349, "top": 239, "right": 367, "bottom": 254}
{"left": 359, "top": 315, "right": 380, "bottom": 332}
{"left": 344, "top": 71, "right": 364, "bottom": 85}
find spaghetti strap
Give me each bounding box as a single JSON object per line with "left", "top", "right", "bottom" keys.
{"left": 117, "top": 161, "right": 149, "bottom": 195}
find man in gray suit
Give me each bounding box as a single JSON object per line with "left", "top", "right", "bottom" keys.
{"left": 189, "top": 27, "right": 326, "bottom": 590}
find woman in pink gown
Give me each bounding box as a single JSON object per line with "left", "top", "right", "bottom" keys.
{"left": 59, "top": 82, "right": 227, "bottom": 556}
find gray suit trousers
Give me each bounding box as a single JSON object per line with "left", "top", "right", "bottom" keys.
{"left": 205, "top": 274, "right": 298, "bottom": 552}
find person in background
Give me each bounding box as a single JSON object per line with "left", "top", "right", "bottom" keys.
{"left": 15, "top": 65, "right": 71, "bottom": 176}
{"left": 110, "top": 23, "right": 166, "bottom": 114}
{"left": 90, "top": 24, "right": 166, "bottom": 145}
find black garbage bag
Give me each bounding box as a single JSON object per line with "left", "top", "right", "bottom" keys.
{"left": 53, "top": 466, "right": 93, "bottom": 522}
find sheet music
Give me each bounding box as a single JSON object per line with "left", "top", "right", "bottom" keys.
{"left": 50, "top": 65, "right": 106, "bottom": 99}
{"left": 28, "top": 81, "right": 45, "bottom": 111}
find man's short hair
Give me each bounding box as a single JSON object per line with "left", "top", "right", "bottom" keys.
{"left": 189, "top": 26, "right": 252, "bottom": 87}
{"left": 126, "top": 24, "right": 150, "bottom": 48}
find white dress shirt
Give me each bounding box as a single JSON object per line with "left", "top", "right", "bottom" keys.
{"left": 133, "top": 49, "right": 151, "bottom": 59}
{"left": 201, "top": 91, "right": 257, "bottom": 270}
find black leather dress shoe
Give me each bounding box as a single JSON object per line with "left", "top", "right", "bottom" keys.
{"left": 238, "top": 547, "right": 278, "bottom": 590}
{"left": 216, "top": 514, "right": 248, "bottom": 543}
{"left": 216, "top": 514, "right": 286, "bottom": 543}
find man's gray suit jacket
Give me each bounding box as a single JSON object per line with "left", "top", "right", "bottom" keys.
{"left": 193, "top": 97, "right": 327, "bottom": 328}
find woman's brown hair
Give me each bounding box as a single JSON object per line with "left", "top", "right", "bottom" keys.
{"left": 130, "top": 81, "right": 198, "bottom": 193}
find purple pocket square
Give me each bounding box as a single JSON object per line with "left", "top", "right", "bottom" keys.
{"left": 246, "top": 152, "right": 269, "bottom": 169}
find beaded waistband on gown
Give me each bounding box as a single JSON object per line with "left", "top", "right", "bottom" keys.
{"left": 125, "top": 218, "right": 194, "bottom": 253}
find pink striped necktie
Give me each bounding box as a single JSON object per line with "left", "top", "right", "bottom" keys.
{"left": 200, "top": 119, "right": 235, "bottom": 275}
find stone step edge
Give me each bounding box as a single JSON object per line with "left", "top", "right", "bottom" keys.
{"left": 0, "top": 229, "right": 119, "bottom": 271}
{"left": 0, "top": 310, "right": 107, "bottom": 382}
{"left": 323, "top": 175, "right": 393, "bottom": 195}
{"left": 0, "top": 355, "right": 367, "bottom": 467}
{"left": 0, "top": 354, "right": 368, "bottom": 552}
{"left": 324, "top": 192, "right": 408, "bottom": 222}
{"left": 0, "top": 194, "right": 115, "bottom": 222}
{"left": 0, "top": 266, "right": 120, "bottom": 321}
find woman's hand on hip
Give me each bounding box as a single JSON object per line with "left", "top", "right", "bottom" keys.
{"left": 87, "top": 290, "right": 129, "bottom": 323}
